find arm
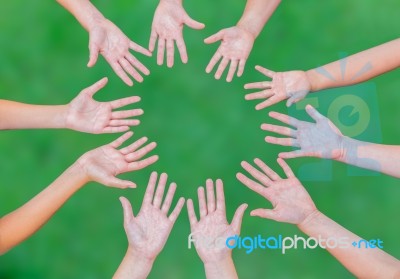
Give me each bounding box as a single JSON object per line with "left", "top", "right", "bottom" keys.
{"left": 0, "top": 132, "right": 158, "bottom": 254}
{"left": 149, "top": 0, "right": 204, "bottom": 67}
{"left": 187, "top": 179, "right": 247, "bottom": 279}
{"left": 114, "top": 172, "right": 185, "bottom": 278}
{"left": 57, "top": 0, "right": 151, "bottom": 86}
{"left": 262, "top": 104, "right": 400, "bottom": 178}
{"left": 0, "top": 78, "right": 143, "bottom": 133}
{"left": 245, "top": 39, "right": 400, "bottom": 109}
{"left": 205, "top": 0, "right": 280, "bottom": 82}
{"left": 237, "top": 158, "right": 400, "bottom": 279}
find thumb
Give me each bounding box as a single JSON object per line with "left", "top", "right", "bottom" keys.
{"left": 305, "top": 104, "right": 324, "bottom": 122}
{"left": 83, "top": 77, "right": 108, "bottom": 98}
{"left": 119, "top": 196, "right": 135, "bottom": 224}
{"left": 87, "top": 43, "right": 99, "bottom": 67}
{"left": 231, "top": 204, "right": 248, "bottom": 232}
{"left": 204, "top": 30, "right": 224, "bottom": 44}
{"left": 286, "top": 95, "right": 300, "bottom": 107}
{"left": 250, "top": 208, "right": 277, "bottom": 220}
{"left": 184, "top": 14, "right": 205, "bottom": 30}
{"left": 105, "top": 177, "right": 136, "bottom": 189}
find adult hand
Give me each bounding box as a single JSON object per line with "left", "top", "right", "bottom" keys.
{"left": 205, "top": 26, "right": 255, "bottom": 82}
{"left": 187, "top": 179, "right": 247, "bottom": 263}
{"left": 245, "top": 66, "right": 311, "bottom": 109}
{"left": 88, "top": 19, "right": 151, "bottom": 86}
{"left": 150, "top": 0, "right": 205, "bottom": 67}
{"left": 77, "top": 132, "right": 158, "bottom": 188}
{"left": 119, "top": 172, "right": 185, "bottom": 260}
{"left": 263, "top": 105, "right": 345, "bottom": 159}
{"left": 237, "top": 158, "right": 317, "bottom": 225}
{"left": 66, "top": 78, "right": 143, "bottom": 134}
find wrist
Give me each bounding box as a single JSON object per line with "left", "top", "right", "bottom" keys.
{"left": 336, "top": 136, "right": 357, "bottom": 163}
{"left": 297, "top": 209, "right": 322, "bottom": 232}
{"left": 126, "top": 247, "right": 155, "bottom": 268}
{"left": 160, "top": 0, "right": 182, "bottom": 5}
{"left": 236, "top": 21, "right": 258, "bottom": 40}
{"left": 65, "top": 161, "right": 90, "bottom": 190}
{"left": 204, "top": 256, "right": 238, "bottom": 279}
{"left": 305, "top": 69, "right": 325, "bottom": 92}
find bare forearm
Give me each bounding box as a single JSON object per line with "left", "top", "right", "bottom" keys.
{"left": 57, "top": 0, "right": 105, "bottom": 31}
{"left": 306, "top": 38, "right": 400, "bottom": 91}
{"left": 338, "top": 137, "right": 400, "bottom": 178}
{"left": 113, "top": 248, "right": 154, "bottom": 279}
{"left": 0, "top": 100, "right": 68, "bottom": 130}
{"left": 0, "top": 163, "right": 88, "bottom": 254}
{"left": 237, "top": 0, "right": 281, "bottom": 38}
{"left": 204, "top": 257, "right": 238, "bottom": 279}
{"left": 298, "top": 211, "right": 400, "bottom": 279}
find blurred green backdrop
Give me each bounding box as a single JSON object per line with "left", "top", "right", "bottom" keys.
{"left": 1, "top": 0, "right": 399, "bottom": 278}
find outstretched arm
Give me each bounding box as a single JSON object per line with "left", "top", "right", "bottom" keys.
{"left": 245, "top": 38, "right": 400, "bottom": 109}
{"left": 205, "top": 0, "right": 280, "bottom": 82}
{"left": 237, "top": 158, "right": 400, "bottom": 279}
{"left": 57, "top": 0, "right": 151, "bottom": 86}
{"left": 0, "top": 132, "right": 158, "bottom": 254}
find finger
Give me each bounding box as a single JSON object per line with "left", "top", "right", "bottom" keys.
{"left": 279, "top": 150, "right": 310, "bottom": 159}
{"left": 143, "top": 172, "right": 158, "bottom": 204}
{"left": 198, "top": 187, "right": 207, "bottom": 217}
{"left": 184, "top": 15, "right": 205, "bottom": 30}
{"left": 109, "top": 131, "right": 133, "bottom": 148}
{"left": 231, "top": 204, "right": 248, "bottom": 233}
{"left": 119, "top": 196, "right": 135, "bottom": 225}
{"left": 250, "top": 208, "right": 277, "bottom": 220}
{"left": 129, "top": 41, "right": 151, "bottom": 57}
{"left": 241, "top": 161, "right": 272, "bottom": 187}
{"left": 216, "top": 179, "right": 225, "bottom": 212}
{"left": 205, "top": 51, "right": 222, "bottom": 73}
{"left": 244, "top": 81, "right": 272, "bottom": 90}
{"left": 166, "top": 39, "right": 174, "bottom": 68}
{"left": 87, "top": 42, "right": 99, "bottom": 67}
{"left": 204, "top": 30, "right": 224, "bottom": 44}
{"left": 169, "top": 197, "right": 185, "bottom": 223}
{"left": 237, "top": 59, "right": 246, "bottom": 77}
{"left": 109, "top": 61, "right": 133, "bottom": 86}
{"left": 119, "top": 58, "right": 144, "bottom": 83}
{"left": 236, "top": 173, "right": 268, "bottom": 198}
{"left": 112, "top": 109, "right": 144, "bottom": 119}
{"left": 265, "top": 136, "right": 299, "bottom": 147}
{"left": 215, "top": 57, "right": 229, "bottom": 80}
{"left": 269, "top": 111, "right": 301, "bottom": 128}
{"left": 120, "top": 137, "right": 148, "bottom": 155}
{"left": 102, "top": 126, "right": 130, "bottom": 133}
{"left": 83, "top": 77, "right": 108, "bottom": 97}
{"left": 149, "top": 30, "right": 157, "bottom": 52}
{"left": 254, "top": 158, "right": 281, "bottom": 180}
{"left": 206, "top": 179, "right": 216, "bottom": 213}
{"left": 125, "top": 142, "right": 157, "bottom": 162}
{"left": 286, "top": 95, "right": 304, "bottom": 107}
{"left": 110, "top": 96, "right": 141, "bottom": 109}
{"left": 104, "top": 177, "right": 136, "bottom": 189}
{"left": 277, "top": 158, "right": 295, "bottom": 178}
{"left": 127, "top": 155, "right": 159, "bottom": 171}
{"left": 187, "top": 199, "right": 198, "bottom": 226}
{"left": 161, "top": 183, "right": 177, "bottom": 214}
{"left": 261, "top": 123, "right": 296, "bottom": 138}
{"left": 255, "top": 65, "right": 276, "bottom": 78}
{"left": 245, "top": 90, "right": 274, "bottom": 100}
{"left": 109, "top": 119, "right": 140, "bottom": 127}
{"left": 153, "top": 173, "right": 168, "bottom": 208}
{"left": 226, "top": 60, "right": 238, "bottom": 82}
{"left": 157, "top": 39, "right": 165, "bottom": 65}
{"left": 306, "top": 105, "right": 325, "bottom": 122}
{"left": 176, "top": 37, "right": 188, "bottom": 64}
{"left": 256, "top": 97, "right": 281, "bottom": 110}
{"left": 126, "top": 53, "right": 150, "bottom": 76}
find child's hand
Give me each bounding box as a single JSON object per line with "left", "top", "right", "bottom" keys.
{"left": 65, "top": 78, "right": 143, "bottom": 134}
{"left": 245, "top": 66, "right": 311, "bottom": 109}
{"left": 77, "top": 132, "right": 158, "bottom": 188}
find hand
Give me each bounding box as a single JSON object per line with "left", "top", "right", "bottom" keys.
{"left": 88, "top": 19, "right": 151, "bottom": 86}
{"left": 245, "top": 66, "right": 311, "bottom": 109}
{"left": 263, "top": 105, "right": 345, "bottom": 159}
{"left": 237, "top": 158, "right": 317, "bottom": 225}
{"left": 66, "top": 78, "right": 143, "bottom": 134}
{"left": 150, "top": 0, "right": 205, "bottom": 67}
{"left": 187, "top": 179, "right": 247, "bottom": 263}
{"left": 77, "top": 132, "right": 158, "bottom": 188}
{"left": 119, "top": 172, "right": 185, "bottom": 260}
{"left": 205, "top": 26, "right": 255, "bottom": 82}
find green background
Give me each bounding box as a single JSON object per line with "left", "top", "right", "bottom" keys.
{"left": 1, "top": 0, "right": 399, "bottom": 278}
